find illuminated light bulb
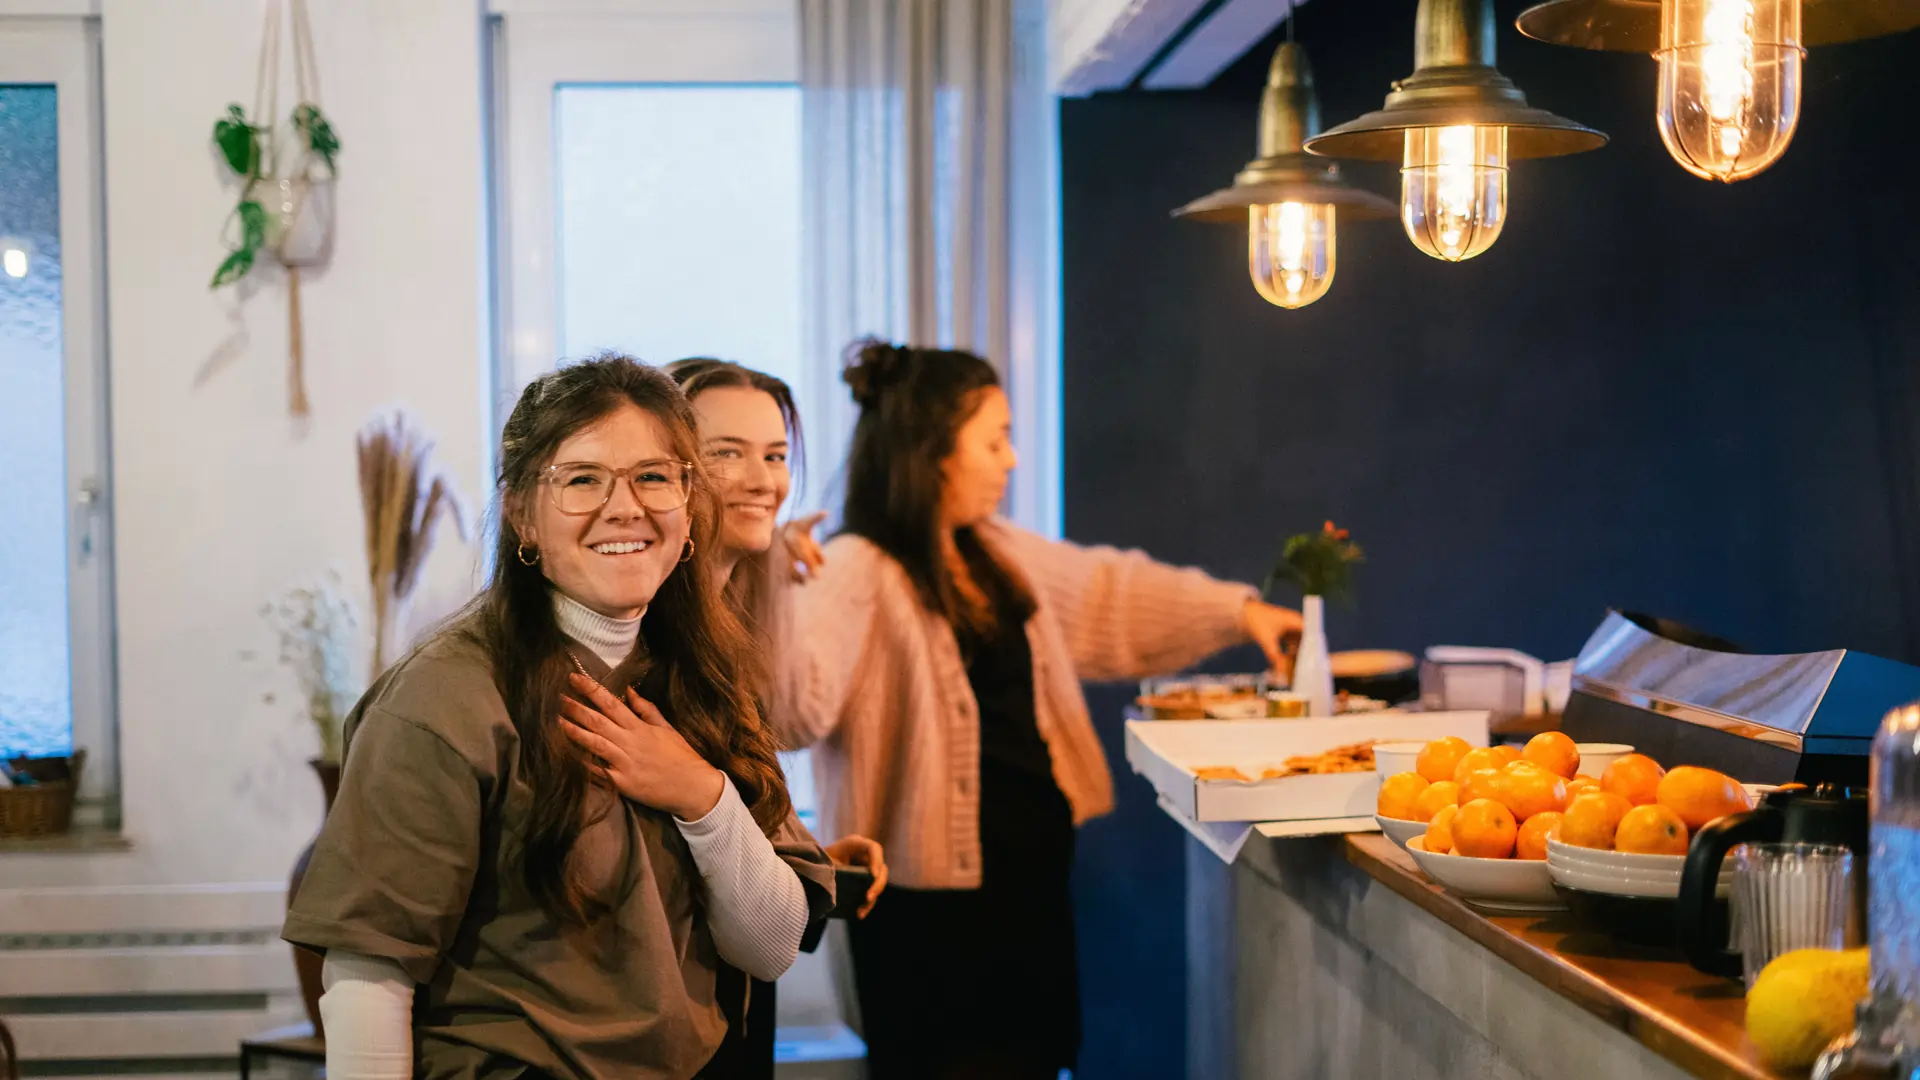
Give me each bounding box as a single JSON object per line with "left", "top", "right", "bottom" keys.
{"left": 1249, "top": 201, "right": 1337, "bottom": 309}
{"left": 1174, "top": 41, "right": 1395, "bottom": 310}
{"left": 1400, "top": 125, "right": 1508, "bottom": 262}
{"left": 1656, "top": 0, "right": 1802, "bottom": 181}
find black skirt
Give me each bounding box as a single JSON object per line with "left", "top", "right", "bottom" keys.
{"left": 848, "top": 543, "right": 1079, "bottom": 1079}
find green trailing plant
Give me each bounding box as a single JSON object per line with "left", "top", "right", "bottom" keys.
{"left": 1263, "top": 520, "right": 1364, "bottom": 603}
{"left": 209, "top": 100, "right": 339, "bottom": 288}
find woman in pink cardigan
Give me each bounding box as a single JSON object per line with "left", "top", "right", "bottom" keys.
{"left": 778, "top": 340, "right": 1300, "bottom": 1080}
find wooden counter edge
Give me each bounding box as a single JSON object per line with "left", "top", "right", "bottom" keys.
{"left": 1340, "top": 833, "right": 1781, "bottom": 1080}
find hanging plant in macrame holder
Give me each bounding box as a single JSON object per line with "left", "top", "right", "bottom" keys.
{"left": 210, "top": 0, "right": 339, "bottom": 418}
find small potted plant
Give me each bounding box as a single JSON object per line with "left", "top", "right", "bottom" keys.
{"left": 262, "top": 572, "right": 361, "bottom": 769}
{"left": 1263, "top": 521, "right": 1364, "bottom": 717}
{"left": 261, "top": 571, "right": 361, "bottom": 1035}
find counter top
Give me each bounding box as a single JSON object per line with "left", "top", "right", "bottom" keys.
{"left": 1340, "top": 832, "right": 1786, "bottom": 1080}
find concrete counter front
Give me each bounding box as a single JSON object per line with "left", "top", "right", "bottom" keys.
{"left": 1183, "top": 831, "right": 1789, "bottom": 1080}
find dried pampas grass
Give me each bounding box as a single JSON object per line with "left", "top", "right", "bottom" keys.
{"left": 357, "top": 411, "right": 468, "bottom": 672}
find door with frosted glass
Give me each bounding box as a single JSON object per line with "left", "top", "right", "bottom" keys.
{"left": 0, "top": 21, "right": 114, "bottom": 814}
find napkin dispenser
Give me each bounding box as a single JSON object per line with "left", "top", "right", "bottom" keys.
{"left": 1558, "top": 611, "right": 1920, "bottom": 787}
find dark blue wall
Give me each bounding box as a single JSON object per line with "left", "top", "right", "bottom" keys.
{"left": 1063, "top": 6, "right": 1920, "bottom": 1077}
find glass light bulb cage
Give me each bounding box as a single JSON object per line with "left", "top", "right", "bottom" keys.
{"left": 1249, "top": 202, "right": 1338, "bottom": 308}
{"left": 1657, "top": 0, "right": 1803, "bottom": 182}
{"left": 1400, "top": 125, "right": 1509, "bottom": 262}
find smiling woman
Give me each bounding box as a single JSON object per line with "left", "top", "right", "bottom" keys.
{"left": 282, "top": 355, "right": 834, "bottom": 1080}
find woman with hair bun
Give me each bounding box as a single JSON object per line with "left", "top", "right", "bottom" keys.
{"left": 778, "top": 340, "right": 1301, "bottom": 1080}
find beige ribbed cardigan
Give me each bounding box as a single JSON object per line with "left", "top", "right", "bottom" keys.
{"left": 771, "top": 518, "right": 1255, "bottom": 890}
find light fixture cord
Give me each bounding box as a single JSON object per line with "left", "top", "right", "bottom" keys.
{"left": 1286, "top": 7, "right": 1295, "bottom": 42}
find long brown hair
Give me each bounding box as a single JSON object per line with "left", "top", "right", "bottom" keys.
{"left": 840, "top": 339, "right": 1033, "bottom": 634}
{"left": 471, "top": 354, "right": 793, "bottom": 926}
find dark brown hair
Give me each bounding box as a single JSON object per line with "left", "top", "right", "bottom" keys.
{"left": 840, "top": 338, "right": 1033, "bottom": 634}
{"left": 471, "top": 353, "right": 793, "bottom": 926}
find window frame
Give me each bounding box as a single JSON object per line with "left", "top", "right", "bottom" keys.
{"left": 488, "top": 1, "right": 799, "bottom": 421}
{"left": 0, "top": 16, "right": 117, "bottom": 823}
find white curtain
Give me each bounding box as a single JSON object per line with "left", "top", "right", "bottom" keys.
{"left": 797, "top": 0, "right": 1060, "bottom": 535}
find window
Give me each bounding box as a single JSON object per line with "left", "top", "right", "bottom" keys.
{"left": 554, "top": 85, "right": 802, "bottom": 389}
{"left": 0, "top": 18, "right": 114, "bottom": 820}
{"left": 490, "top": 3, "right": 800, "bottom": 408}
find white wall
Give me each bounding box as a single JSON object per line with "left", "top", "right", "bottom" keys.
{"left": 8, "top": 0, "right": 490, "bottom": 889}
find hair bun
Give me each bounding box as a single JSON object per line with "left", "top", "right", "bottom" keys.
{"left": 842, "top": 338, "right": 909, "bottom": 408}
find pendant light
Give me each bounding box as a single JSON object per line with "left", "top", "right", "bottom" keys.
{"left": 1304, "top": 0, "right": 1608, "bottom": 262}
{"left": 1516, "top": 0, "right": 1920, "bottom": 182}
{"left": 1173, "top": 35, "right": 1396, "bottom": 309}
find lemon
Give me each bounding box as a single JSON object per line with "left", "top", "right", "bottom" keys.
{"left": 1744, "top": 948, "right": 1870, "bottom": 1069}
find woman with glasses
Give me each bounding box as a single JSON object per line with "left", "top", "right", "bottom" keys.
{"left": 780, "top": 340, "right": 1303, "bottom": 1080}
{"left": 666, "top": 357, "right": 889, "bottom": 1078}
{"left": 284, "top": 355, "right": 835, "bottom": 1080}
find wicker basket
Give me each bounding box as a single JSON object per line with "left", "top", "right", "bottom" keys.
{"left": 0, "top": 749, "right": 85, "bottom": 839}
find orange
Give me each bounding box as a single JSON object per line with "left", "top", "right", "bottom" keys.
{"left": 1602, "top": 754, "right": 1667, "bottom": 806}
{"left": 1412, "top": 781, "right": 1461, "bottom": 823}
{"left": 1564, "top": 776, "right": 1603, "bottom": 801}
{"left": 1452, "top": 748, "right": 1506, "bottom": 786}
{"left": 1491, "top": 745, "right": 1522, "bottom": 765}
{"left": 1655, "top": 766, "right": 1754, "bottom": 830}
{"left": 1516, "top": 811, "right": 1563, "bottom": 860}
{"left": 1417, "top": 737, "right": 1473, "bottom": 784}
{"left": 1425, "top": 804, "right": 1459, "bottom": 854}
{"left": 1615, "top": 803, "right": 1690, "bottom": 855}
{"left": 1522, "top": 732, "right": 1581, "bottom": 779}
{"left": 1493, "top": 764, "right": 1568, "bottom": 820}
{"left": 1460, "top": 767, "right": 1504, "bottom": 805}
{"left": 1561, "top": 791, "right": 1634, "bottom": 850}
{"left": 1377, "top": 771, "right": 1431, "bottom": 820}
{"left": 1452, "top": 798, "right": 1519, "bottom": 859}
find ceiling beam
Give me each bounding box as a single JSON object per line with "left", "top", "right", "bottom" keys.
{"left": 1050, "top": 0, "right": 1213, "bottom": 97}
{"left": 1140, "top": 0, "right": 1297, "bottom": 89}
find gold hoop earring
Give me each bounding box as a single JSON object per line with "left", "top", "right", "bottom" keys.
{"left": 517, "top": 543, "right": 540, "bottom": 566}
{"left": 680, "top": 537, "right": 695, "bottom": 564}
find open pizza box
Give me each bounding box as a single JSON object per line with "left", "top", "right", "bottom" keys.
{"left": 1126, "top": 711, "right": 1492, "bottom": 862}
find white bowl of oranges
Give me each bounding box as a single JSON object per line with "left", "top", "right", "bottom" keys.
{"left": 1541, "top": 754, "right": 1754, "bottom": 899}
{"left": 1374, "top": 732, "right": 1605, "bottom": 910}
{"left": 1405, "top": 835, "right": 1561, "bottom": 908}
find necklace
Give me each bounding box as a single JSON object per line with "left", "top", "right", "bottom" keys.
{"left": 566, "top": 650, "right": 591, "bottom": 678}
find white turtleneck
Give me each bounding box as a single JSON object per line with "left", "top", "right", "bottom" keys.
{"left": 317, "top": 590, "right": 808, "bottom": 1080}
{"left": 551, "top": 590, "right": 643, "bottom": 667}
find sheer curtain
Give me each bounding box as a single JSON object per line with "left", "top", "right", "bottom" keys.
{"left": 798, "top": 0, "right": 1059, "bottom": 534}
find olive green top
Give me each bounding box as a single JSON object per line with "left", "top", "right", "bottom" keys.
{"left": 283, "top": 615, "right": 833, "bottom": 1079}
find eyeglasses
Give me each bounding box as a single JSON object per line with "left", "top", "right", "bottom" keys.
{"left": 539, "top": 459, "right": 694, "bottom": 516}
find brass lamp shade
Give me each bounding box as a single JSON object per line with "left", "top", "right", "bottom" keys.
{"left": 1304, "top": 0, "right": 1609, "bottom": 161}
{"left": 1173, "top": 42, "right": 1397, "bottom": 223}
{"left": 1516, "top": 0, "right": 1920, "bottom": 50}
